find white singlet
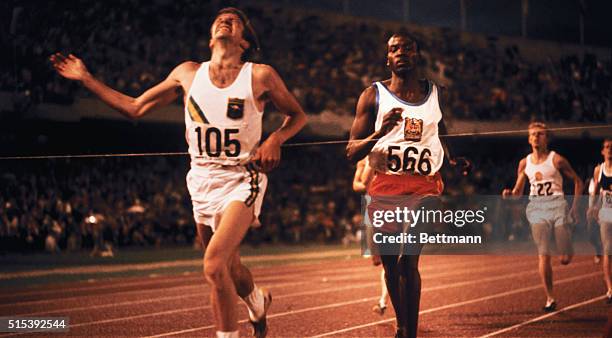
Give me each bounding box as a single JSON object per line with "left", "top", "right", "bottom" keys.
{"left": 368, "top": 81, "right": 444, "bottom": 176}
{"left": 597, "top": 163, "right": 612, "bottom": 224}
{"left": 183, "top": 62, "right": 267, "bottom": 231}
{"left": 524, "top": 151, "right": 564, "bottom": 197}
{"left": 185, "top": 61, "right": 263, "bottom": 167}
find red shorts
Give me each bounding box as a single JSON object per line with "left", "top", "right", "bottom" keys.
{"left": 367, "top": 172, "right": 444, "bottom": 196}
{"left": 366, "top": 172, "right": 444, "bottom": 236}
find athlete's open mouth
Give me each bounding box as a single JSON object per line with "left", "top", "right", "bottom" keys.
{"left": 217, "top": 25, "right": 231, "bottom": 33}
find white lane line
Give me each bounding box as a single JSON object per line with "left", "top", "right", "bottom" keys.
{"left": 144, "top": 297, "right": 381, "bottom": 338}
{"left": 148, "top": 272, "right": 602, "bottom": 338}
{"left": 18, "top": 278, "right": 376, "bottom": 317}
{"left": 477, "top": 295, "right": 608, "bottom": 337}
{"left": 0, "top": 255, "right": 526, "bottom": 308}
{"left": 68, "top": 283, "right": 379, "bottom": 328}
{"left": 13, "top": 259, "right": 517, "bottom": 316}
{"left": 0, "top": 264, "right": 364, "bottom": 299}
{"left": 0, "top": 249, "right": 361, "bottom": 280}
{"left": 308, "top": 271, "right": 602, "bottom": 337}
{"left": 309, "top": 319, "right": 394, "bottom": 338}
{"left": 0, "top": 260, "right": 377, "bottom": 298}
{"left": 0, "top": 275, "right": 203, "bottom": 298}
{"left": 8, "top": 261, "right": 544, "bottom": 337}
{"left": 0, "top": 282, "right": 383, "bottom": 337}
{"left": 0, "top": 254, "right": 508, "bottom": 299}
{"left": 0, "top": 265, "right": 375, "bottom": 308}
{"left": 11, "top": 256, "right": 564, "bottom": 316}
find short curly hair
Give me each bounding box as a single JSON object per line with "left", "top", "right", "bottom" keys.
{"left": 388, "top": 30, "right": 420, "bottom": 52}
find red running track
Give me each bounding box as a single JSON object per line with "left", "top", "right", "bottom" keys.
{"left": 0, "top": 255, "right": 609, "bottom": 337}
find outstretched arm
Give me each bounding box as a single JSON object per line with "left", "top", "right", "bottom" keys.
{"left": 50, "top": 53, "right": 187, "bottom": 119}
{"left": 251, "top": 64, "right": 307, "bottom": 172}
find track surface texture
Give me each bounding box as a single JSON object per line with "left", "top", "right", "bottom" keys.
{"left": 0, "top": 254, "right": 610, "bottom": 337}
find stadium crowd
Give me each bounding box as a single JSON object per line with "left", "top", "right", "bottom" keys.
{"left": 0, "top": 142, "right": 596, "bottom": 253}
{"left": 0, "top": 150, "right": 364, "bottom": 253}
{"left": 0, "top": 157, "right": 193, "bottom": 253}
{"left": 2, "top": 0, "right": 611, "bottom": 122}
{"left": 1, "top": 0, "right": 609, "bottom": 253}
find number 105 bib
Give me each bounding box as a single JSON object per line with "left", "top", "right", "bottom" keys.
{"left": 185, "top": 61, "right": 263, "bottom": 167}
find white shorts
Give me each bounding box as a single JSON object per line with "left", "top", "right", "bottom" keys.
{"left": 186, "top": 163, "right": 267, "bottom": 232}
{"left": 599, "top": 207, "right": 612, "bottom": 224}
{"left": 526, "top": 195, "right": 569, "bottom": 227}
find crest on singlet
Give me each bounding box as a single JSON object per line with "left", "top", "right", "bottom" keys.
{"left": 524, "top": 151, "right": 564, "bottom": 197}
{"left": 368, "top": 81, "right": 445, "bottom": 176}
{"left": 184, "top": 62, "right": 263, "bottom": 167}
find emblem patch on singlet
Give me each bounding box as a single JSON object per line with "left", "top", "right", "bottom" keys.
{"left": 404, "top": 118, "right": 423, "bottom": 141}
{"left": 535, "top": 172, "right": 543, "bottom": 181}
{"left": 227, "top": 98, "right": 245, "bottom": 119}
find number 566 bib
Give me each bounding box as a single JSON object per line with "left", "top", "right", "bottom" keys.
{"left": 368, "top": 81, "right": 445, "bottom": 176}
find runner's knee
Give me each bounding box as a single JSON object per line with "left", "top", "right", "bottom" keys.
{"left": 204, "top": 256, "right": 230, "bottom": 288}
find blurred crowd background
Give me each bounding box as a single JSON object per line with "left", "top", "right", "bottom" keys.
{"left": 0, "top": 139, "right": 605, "bottom": 254}
{"left": 2, "top": 0, "right": 611, "bottom": 122}
{"left": 0, "top": 0, "right": 610, "bottom": 253}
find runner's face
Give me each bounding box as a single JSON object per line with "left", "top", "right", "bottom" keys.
{"left": 387, "top": 36, "right": 418, "bottom": 75}
{"left": 210, "top": 13, "right": 246, "bottom": 45}
{"left": 602, "top": 140, "right": 612, "bottom": 161}
{"left": 528, "top": 127, "right": 547, "bottom": 148}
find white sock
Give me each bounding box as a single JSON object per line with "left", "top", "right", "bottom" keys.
{"left": 216, "top": 331, "right": 239, "bottom": 338}
{"left": 242, "top": 285, "right": 264, "bottom": 322}
{"left": 379, "top": 270, "right": 388, "bottom": 308}
{"left": 606, "top": 289, "right": 612, "bottom": 297}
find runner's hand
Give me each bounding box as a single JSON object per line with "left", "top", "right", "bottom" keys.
{"left": 50, "top": 53, "right": 90, "bottom": 81}
{"left": 569, "top": 205, "right": 580, "bottom": 225}
{"left": 252, "top": 136, "right": 281, "bottom": 172}
{"left": 501, "top": 188, "right": 513, "bottom": 199}
{"left": 379, "top": 108, "right": 403, "bottom": 136}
